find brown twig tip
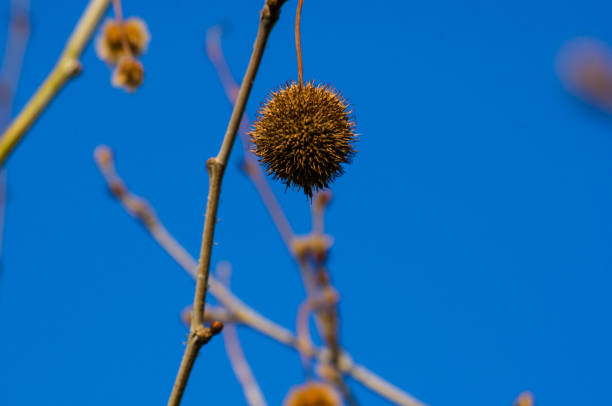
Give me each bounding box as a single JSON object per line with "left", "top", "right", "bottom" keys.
{"left": 263, "top": 0, "right": 288, "bottom": 20}
{"left": 313, "top": 190, "right": 332, "bottom": 212}
{"left": 94, "top": 145, "right": 113, "bottom": 168}
{"left": 210, "top": 320, "right": 225, "bottom": 335}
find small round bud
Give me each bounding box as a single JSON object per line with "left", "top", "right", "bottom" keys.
{"left": 250, "top": 81, "right": 357, "bottom": 198}
{"left": 94, "top": 145, "right": 113, "bottom": 168}
{"left": 210, "top": 320, "right": 224, "bottom": 335}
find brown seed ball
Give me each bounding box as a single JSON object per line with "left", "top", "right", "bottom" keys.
{"left": 283, "top": 382, "right": 342, "bottom": 406}
{"left": 123, "top": 17, "right": 150, "bottom": 56}
{"left": 249, "top": 81, "right": 357, "bottom": 198}
{"left": 112, "top": 56, "right": 144, "bottom": 92}
{"left": 95, "top": 19, "right": 124, "bottom": 64}
{"left": 95, "top": 17, "right": 150, "bottom": 65}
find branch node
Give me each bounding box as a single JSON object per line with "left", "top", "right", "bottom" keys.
{"left": 65, "top": 59, "right": 83, "bottom": 77}
{"left": 193, "top": 325, "right": 213, "bottom": 345}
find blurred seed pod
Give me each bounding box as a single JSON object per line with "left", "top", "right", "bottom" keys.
{"left": 283, "top": 381, "right": 342, "bottom": 406}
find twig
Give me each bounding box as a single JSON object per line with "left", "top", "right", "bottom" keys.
{"left": 94, "top": 146, "right": 426, "bottom": 406}
{"left": 0, "top": 0, "right": 30, "bottom": 262}
{"left": 296, "top": 297, "right": 316, "bottom": 377}
{"left": 94, "top": 145, "right": 297, "bottom": 350}
{"left": 217, "top": 262, "right": 267, "bottom": 406}
{"left": 0, "top": 0, "right": 111, "bottom": 167}
{"left": 167, "top": 2, "right": 287, "bottom": 404}
{"left": 295, "top": 0, "right": 304, "bottom": 86}
{"left": 208, "top": 22, "right": 355, "bottom": 405}
{"left": 206, "top": 25, "right": 294, "bottom": 248}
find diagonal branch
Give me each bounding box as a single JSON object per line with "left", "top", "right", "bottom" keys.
{"left": 0, "top": 0, "right": 111, "bottom": 168}
{"left": 206, "top": 24, "right": 294, "bottom": 249}
{"left": 216, "top": 262, "right": 267, "bottom": 406}
{"left": 94, "top": 146, "right": 427, "bottom": 406}
{"left": 167, "top": 2, "right": 288, "bottom": 405}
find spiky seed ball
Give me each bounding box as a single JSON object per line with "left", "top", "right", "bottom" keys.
{"left": 249, "top": 81, "right": 357, "bottom": 198}
{"left": 112, "top": 56, "right": 144, "bottom": 92}
{"left": 283, "top": 382, "right": 342, "bottom": 406}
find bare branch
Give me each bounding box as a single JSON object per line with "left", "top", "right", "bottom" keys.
{"left": 94, "top": 146, "right": 426, "bottom": 406}
{"left": 216, "top": 263, "right": 267, "bottom": 406}
{"left": 0, "top": 0, "right": 111, "bottom": 167}
{"left": 206, "top": 24, "right": 295, "bottom": 249}
{"left": 167, "top": 2, "right": 288, "bottom": 404}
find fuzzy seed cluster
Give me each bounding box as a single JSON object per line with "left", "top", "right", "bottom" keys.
{"left": 283, "top": 382, "right": 342, "bottom": 406}
{"left": 95, "top": 17, "right": 150, "bottom": 92}
{"left": 249, "top": 81, "right": 357, "bottom": 198}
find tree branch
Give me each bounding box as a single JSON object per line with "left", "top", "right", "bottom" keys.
{"left": 94, "top": 146, "right": 426, "bottom": 406}
{"left": 0, "top": 0, "right": 111, "bottom": 167}
{"left": 216, "top": 262, "right": 267, "bottom": 406}
{"left": 167, "top": 1, "right": 287, "bottom": 404}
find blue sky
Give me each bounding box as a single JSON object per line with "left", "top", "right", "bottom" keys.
{"left": 1, "top": 0, "right": 611, "bottom": 405}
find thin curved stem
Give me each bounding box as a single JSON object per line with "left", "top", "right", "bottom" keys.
{"left": 0, "top": 0, "right": 111, "bottom": 167}
{"left": 295, "top": 0, "right": 304, "bottom": 86}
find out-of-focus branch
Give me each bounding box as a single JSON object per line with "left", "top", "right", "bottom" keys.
{"left": 0, "top": 0, "right": 31, "bottom": 261}
{"left": 208, "top": 23, "right": 357, "bottom": 405}
{"left": 0, "top": 0, "right": 111, "bottom": 168}
{"left": 216, "top": 262, "right": 267, "bottom": 406}
{"left": 0, "top": 0, "right": 30, "bottom": 126}
{"left": 94, "top": 144, "right": 297, "bottom": 349}
{"left": 94, "top": 146, "right": 426, "bottom": 406}
{"left": 137, "top": 2, "right": 287, "bottom": 403}
{"left": 206, "top": 24, "right": 294, "bottom": 249}
{"left": 296, "top": 297, "right": 315, "bottom": 375}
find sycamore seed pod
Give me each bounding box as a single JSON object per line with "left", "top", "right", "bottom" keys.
{"left": 123, "top": 18, "right": 150, "bottom": 56}
{"left": 283, "top": 381, "right": 342, "bottom": 406}
{"left": 95, "top": 18, "right": 150, "bottom": 65}
{"left": 112, "top": 56, "right": 144, "bottom": 92}
{"left": 249, "top": 81, "right": 357, "bottom": 198}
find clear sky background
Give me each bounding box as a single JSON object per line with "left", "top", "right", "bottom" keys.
{"left": 1, "top": 0, "right": 611, "bottom": 405}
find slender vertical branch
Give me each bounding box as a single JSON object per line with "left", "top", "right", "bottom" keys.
{"left": 206, "top": 24, "right": 295, "bottom": 248}
{"left": 0, "top": 0, "right": 111, "bottom": 168}
{"left": 167, "top": 2, "right": 287, "bottom": 405}
{"left": 295, "top": 0, "right": 304, "bottom": 86}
